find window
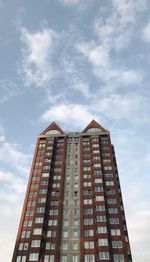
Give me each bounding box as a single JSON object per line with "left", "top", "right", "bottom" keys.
{"left": 72, "top": 242, "right": 78, "bottom": 250}
{"left": 47, "top": 230, "right": 56, "bottom": 237}
{"left": 44, "top": 255, "right": 55, "bottom": 262}
{"left": 73, "top": 220, "right": 79, "bottom": 227}
{"left": 95, "top": 196, "right": 104, "bottom": 201}
{"left": 38, "top": 198, "right": 46, "bottom": 203}
{"left": 94, "top": 170, "right": 102, "bottom": 175}
{"left": 83, "top": 190, "right": 92, "bottom": 196}
{"left": 96, "top": 205, "right": 105, "bottom": 211}
{"left": 18, "top": 243, "right": 28, "bottom": 250}
{"left": 42, "top": 172, "right": 49, "bottom": 177}
{"left": 61, "top": 255, "right": 67, "bottom": 262}
{"left": 106, "top": 189, "right": 115, "bottom": 195}
{"left": 35, "top": 217, "right": 44, "bottom": 223}
{"left": 112, "top": 241, "right": 123, "bottom": 248}
{"left": 29, "top": 253, "right": 39, "bottom": 261}
{"left": 99, "top": 252, "right": 110, "bottom": 260}
{"left": 84, "top": 182, "right": 92, "bottom": 187}
{"left": 72, "top": 255, "right": 78, "bottom": 262}
{"left": 95, "top": 178, "right": 102, "bottom": 183}
{"left": 95, "top": 186, "right": 103, "bottom": 192}
{"left": 84, "top": 218, "right": 93, "bottom": 225}
{"left": 84, "top": 199, "right": 92, "bottom": 205}
{"left": 111, "top": 229, "right": 121, "bottom": 236}
{"left": 84, "top": 254, "right": 95, "bottom": 262}
{"left": 43, "top": 165, "right": 51, "bottom": 170}
{"left": 84, "top": 241, "right": 94, "bottom": 249}
{"left": 93, "top": 156, "right": 100, "bottom": 160}
{"left": 73, "top": 209, "right": 79, "bottom": 216}
{"left": 104, "top": 173, "right": 113, "bottom": 178}
{"left": 21, "top": 230, "right": 30, "bottom": 238}
{"left": 108, "top": 208, "right": 118, "bottom": 214}
{"left": 107, "top": 198, "right": 116, "bottom": 204}
{"left": 48, "top": 220, "right": 57, "bottom": 226}
{"left": 73, "top": 230, "right": 79, "bottom": 237}
{"left": 93, "top": 150, "right": 100, "bottom": 153}
{"left": 103, "top": 159, "right": 111, "bottom": 163}
{"left": 63, "top": 220, "right": 69, "bottom": 226}
{"left": 16, "top": 256, "right": 26, "bottom": 262}
{"left": 113, "top": 254, "right": 124, "bottom": 262}
{"left": 33, "top": 228, "right": 42, "bottom": 235}
{"left": 104, "top": 166, "right": 112, "bottom": 171}
{"left": 23, "top": 220, "right": 32, "bottom": 227}
{"left": 83, "top": 167, "right": 91, "bottom": 171}
{"left": 98, "top": 238, "right": 108, "bottom": 246}
{"left": 106, "top": 181, "right": 114, "bottom": 186}
{"left": 93, "top": 163, "right": 101, "bottom": 167}
{"left": 49, "top": 209, "right": 58, "bottom": 215}
{"left": 31, "top": 240, "right": 41, "bottom": 247}
{"left": 109, "top": 218, "right": 119, "bottom": 224}
{"left": 62, "top": 242, "right": 68, "bottom": 250}
{"left": 39, "top": 188, "right": 48, "bottom": 194}
{"left": 84, "top": 229, "right": 94, "bottom": 237}
{"left": 40, "top": 180, "right": 48, "bottom": 185}
{"left": 36, "top": 207, "right": 45, "bottom": 213}
{"left": 63, "top": 231, "right": 68, "bottom": 238}
{"left": 96, "top": 215, "right": 106, "bottom": 222}
{"left": 92, "top": 143, "right": 99, "bottom": 147}
{"left": 53, "top": 183, "right": 60, "bottom": 188}
{"left": 84, "top": 208, "right": 93, "bottom": 215}
{"left": 46, "top": 242, "right": 56, "bottom": 250}
{"left": 97, "top": 226, "right": 107, "bottom": 233}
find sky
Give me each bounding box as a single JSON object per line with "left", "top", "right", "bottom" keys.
{"left": 0, "top": 0, "right": 150, "bottom": 261}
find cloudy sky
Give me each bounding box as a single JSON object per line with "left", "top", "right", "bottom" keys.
{"left": 0, "top": 0, "right": 150, "bottom": 261}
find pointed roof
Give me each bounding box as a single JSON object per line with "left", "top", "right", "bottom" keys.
{"left": 82, "top": 119, "right": 108, "bottom": 133}
{"left": 40, "top": 121, "right": 64, "bottom": 135}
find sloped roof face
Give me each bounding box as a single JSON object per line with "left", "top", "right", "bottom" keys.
{"left": 82, "top": 119, "right": 108, "bottom": 133}
{"left": 40, "top": 121, "right": 64, "bottom": 135}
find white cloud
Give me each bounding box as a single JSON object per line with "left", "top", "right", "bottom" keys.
{"left": 60, "top": 57, "right": 92, "bottom": 99}
{"left": 77, "top": 42, "right": 109, "bottom": 67}
{"left": 58, "top": 0, "right": 83, "bottom": 6}
{"left": 75, "top": 0, "right": 145, "bottom": 88}
{"left": 143, "top": 22, "right": 150, "bottom": 42}
{"left": 0, "top": 171, "right": 27, "bottom": 262}
{"left": 20, "top": 26, "right": 57, "bottom": 87}
{"left": 113, "top": 0, "right": 146, "bottom": 26}
{"left": 128, "top": 211, "right": 150, "bottom": 262}
{"left": 0, "top": 128, "right": 31, "bottom": 262}
{"left": 0, "top": 141, "right": 31, "bottom": 175}
{"left": 41, "top": 103, "right": 98, "bottom": 128}
{"left": 77, "top": 41, "right": 143, "bottom": 86}
{"left": 96, "top": 93, "right": 148, "bottom": 124}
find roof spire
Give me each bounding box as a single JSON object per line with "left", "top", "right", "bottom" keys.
{"left": 82, "top": 119, "right": 108, "bottom": 133}
{"left": 40, "top": 121, "right": 64, "bottom": 135}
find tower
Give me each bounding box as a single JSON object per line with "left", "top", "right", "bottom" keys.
{"left": 12, "top": 120, "right": 132, "bottom": 262}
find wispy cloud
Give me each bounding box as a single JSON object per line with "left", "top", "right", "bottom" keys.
{"left": 76, "top": 0, "right": 145, "bottom": 88}
{"left": 0, "top": 128, "right": 32, "bottom": 261}
{"left": 19, "top": 26, "right": 57, "bottom": 87}
{"left": 0, "top": 141, "right": 31, "bottom": 175}
{"left": 143, "top": 22, "right": 150, "bottom": 42}
{"left": 0, "top": 79, "right": 22, "bottom": 103}
{"left": 58, "top": 0, "right": 81, "bottom": 5}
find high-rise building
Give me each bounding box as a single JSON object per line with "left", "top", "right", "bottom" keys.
{"left": 12, "top": 120, "right": 132, "bottom": 262}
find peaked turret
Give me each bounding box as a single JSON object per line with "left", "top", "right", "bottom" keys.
{"left": 40, "top": 121, "right": 64, "bottom": 135}
{"left": 82, "top": 119, "right": 108, "bottom": 133}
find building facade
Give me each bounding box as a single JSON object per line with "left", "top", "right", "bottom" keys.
{"left": 12, "top": 120, "right": 132, "bottom": 262}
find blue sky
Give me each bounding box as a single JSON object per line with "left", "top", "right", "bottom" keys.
{"left": 0, "top": 0, "right": 150, "bottom": 261}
